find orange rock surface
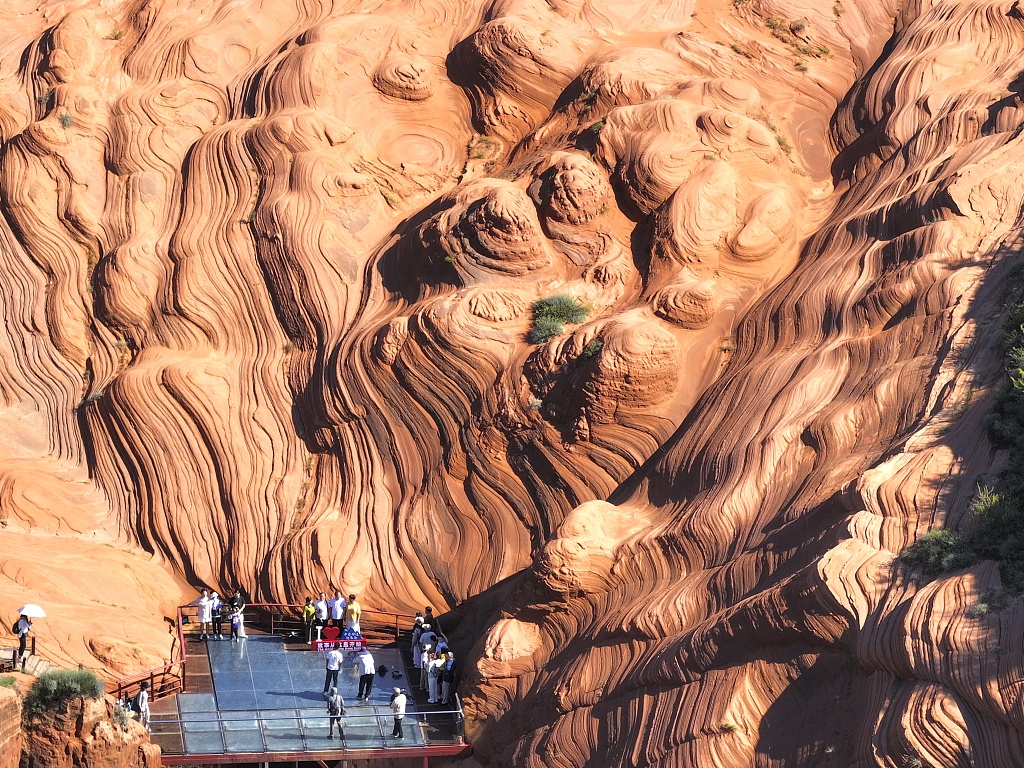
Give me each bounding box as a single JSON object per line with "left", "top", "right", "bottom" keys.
{"left": 0, "top": 0, "right": 1022, "bottom": 764}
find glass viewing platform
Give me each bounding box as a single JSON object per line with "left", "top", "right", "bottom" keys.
{"left": 118, "top": 604, "right": 469, "bottom": 765}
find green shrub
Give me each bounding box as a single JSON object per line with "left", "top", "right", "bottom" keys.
{"left": 532, "top": 294, "right": 589, "bottom": 325}
{"left": 528, "top": 316, "right": 564, "bottom": 344}
{"left": 59, "top": 113, "right": 73, "bottom": 128}
{"left": 527, "top": 295, "right": 590, "bottom": 344}
{"left": 24, "top": 669, "right": 104, "bottom": 718}
{"left": 966, "top": 602, "right": 989, "bottom": 618}
{"left": 583, "top": 338, "right": 604, "bottom": 358}
{"left": 971, "top": 487, "right": 1024, "bottom": 591}
{"left": 981, "top": 588, "right": 1009, "bottom": 611}
{"left": 900, "top": 529, "right": 970, "bottom": 576}
{"left": 0, "top": 675, "right": 15, "bottom": 688}
{"left": 111, "top": 701, "right": 130, "bottom": 729}
{"left": 977, "top": 286, "right": 1024, "bottom": 591}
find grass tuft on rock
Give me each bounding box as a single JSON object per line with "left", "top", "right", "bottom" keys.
{"left": 24, "top": 669, "right": 103, "bottom": 718}
{"left": 527, "top": 295, "right": 590, "bottom": 344}
{"left": 901, "top": 269, "right": 1024, "bottom": 592}
{"left": 528, "top": 316, "right": 564, "bottom": 344}
{"left": 900, "top": 529, "right": 970, "bottom": 576}
{"left": 532, "top": 294, "right": 589, "bottom": 325}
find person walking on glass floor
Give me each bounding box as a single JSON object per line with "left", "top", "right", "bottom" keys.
{"left": 356, "top": 646, "right": 375, "bottom": 700}
{"left": 390, "top": 687, "right": 407, "bottom": 739}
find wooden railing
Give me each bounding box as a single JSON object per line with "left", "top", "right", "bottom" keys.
{"left": 114, "top": 602, "right": 420, "bottom": 702}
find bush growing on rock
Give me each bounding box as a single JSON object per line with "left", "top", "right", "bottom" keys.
{"left": 528, "top": 294, "right": 590, "bottom": 343}
{"left": 25, "top": 669, "right": 104, "bottom": 717}
{"left": 528, "top": 316, "right": 564, "bottom": 344}
{"left": 533, "top": 294, "right": 589, "bottom": 325}
{"left": 899, "top": 529, "right": 968, "bottom": 576}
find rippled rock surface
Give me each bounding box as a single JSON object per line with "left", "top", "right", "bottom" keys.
{"left": 1, "top": 0, "right": 1023, "bottom": 765}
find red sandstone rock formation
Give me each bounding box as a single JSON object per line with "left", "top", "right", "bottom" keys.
{"left": 20, "top": 693, "right": 159, "bottom": 768}
{"left": 0, "top": 0, "right": 1023, "bottom": 765}
{"left": 0, "top": 686, "right": 22, "bottom": 768}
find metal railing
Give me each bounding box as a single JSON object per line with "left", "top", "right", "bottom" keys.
{"left": 115, "top": 603, "right": 421, "bottom": 702}
{"left": 150, "top": 703, "right": 465, "bottom": 756}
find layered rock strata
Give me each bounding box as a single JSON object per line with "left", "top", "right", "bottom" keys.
{"left": 463, "top": 0, "right": 1024, "bottom": 765}
{"left": 0, "top": 1, "right": 1023, "bottom": 767}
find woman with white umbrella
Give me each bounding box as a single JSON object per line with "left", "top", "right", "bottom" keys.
{"left": 14, "top": 604, "right": 45, "bottom": 665}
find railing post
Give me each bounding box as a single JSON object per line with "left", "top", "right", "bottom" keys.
{"left": 30, "top": 637, "right": 36, "bottom": 656}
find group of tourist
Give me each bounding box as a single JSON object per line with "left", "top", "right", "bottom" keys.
{"left": 179, "top": 587, "right": 455, "bottom": 743}
{"left": 319, "top": 605, "right": 456, "bottom": 741}
{"left": 412, "top": 612, "right": 457, "bottom": 706}
{"left": 303, "top": 591, "right": 362, "bottom": 641}
{"left": 191, "top": 588, "right": 246, "bottom": 641}
{"left": 325, "top": 684, "right": 407, "bottom": 740}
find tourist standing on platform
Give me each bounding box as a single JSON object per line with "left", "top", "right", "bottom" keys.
{"left": 323, "top": 645, "right": 344, "bottom": 694}
{"left": 390, "top": 688, "right": 407, "bottom": 739}
{"left": 210, "top": 592, "right": 223, "bottom": 640}
{"left": 420, "top": 624, "right": 437, "bottom": 659}
{"left": 441, "top": 652, "right": 457, "bottom": 705}
{"left": 229, "top": 605, "right": 246, "bottom": 641}
{"left": 193, "top": 588, "right": 214, "bottom": 640}
{"left": 314, "top": 592, "right": 329, "bottom": 637}
{"left": 136, "top": 681, "right": 151, "bottom": 730}
{"left": 411, "top": 615, "right": 425, "bottom": 669}
{"left": 420, "top": 649, "right": 432, "bottom": 691}
{"left": 345, "top": 594, "right": 361, "bottom": 633}
{"left": 427, "top": 652, "right": 445, "bottom": 703}
{"left": 326, "top": 686, "right": 346, "bottom": 739}
{"left": 302, "top": 597, "right": 316, "bottom": 641}
{"left": 329, "top": 591, "right": 347, "bottom": 627}
{"left": 229, "top": 588, "right": 246, "bottom": 614}
{"left": 13, "top": 614, "right": 31, "bottom": 665}
{"left": 356, "top": 646, "right": 375, "bottom": 700}
{"left": 424, "top": 606, "right": 439, "bottom": 635}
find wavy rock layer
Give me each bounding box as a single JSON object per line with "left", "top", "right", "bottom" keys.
{"left": 462, "top": 0, "right": 1024, "bottom": 766}
{"left": 0, "top": 0, "right": 823, "bottom": 666}
{"left": 0, "top": 0, "right": 1022, "bottom": 766}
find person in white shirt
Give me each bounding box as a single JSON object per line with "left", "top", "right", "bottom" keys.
{"left": 355, "top": 648, "right": 376, "bottom": 701}
{"left": 136, "top": 681, "right": 151, "bottom": 730}
{"left": 192, "top": 589, "right": 214, "bottom": 640}
{"left": 427, "top": 652, "right": 445, "bottom": 704}
{"left": 411, "top": 616, "right": 424, "bottom": 669}
{"left": 314, "top": 592, "right": 330, "bottom": 639}
{"left": 323, "top": 646, "right": 345, "bottom": 694}
{"left": 329, "top": 591, "right": 347, "bottom": 627}
{"left": 389, "top": 687, "right": 407, "bottom": 738}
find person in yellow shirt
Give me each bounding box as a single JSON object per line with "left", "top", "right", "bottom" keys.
{"left": 345, "top": 594, "right": 361, "bottom": 633}
{"left": 302, "top": 597, "right": 317, "bottom": 641}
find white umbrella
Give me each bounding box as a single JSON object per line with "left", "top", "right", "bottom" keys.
{"left": 16, "top": 604, "right": 45, "bottom": 618}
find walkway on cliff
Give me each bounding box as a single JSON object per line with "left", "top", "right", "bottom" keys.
{"left": 118, "top": 605, "right": 469, "bottom": 766}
